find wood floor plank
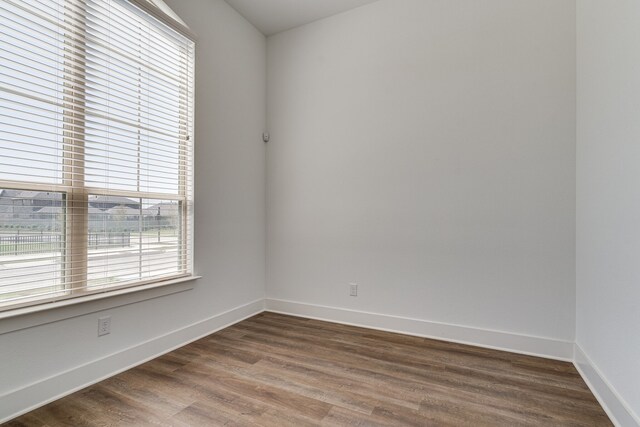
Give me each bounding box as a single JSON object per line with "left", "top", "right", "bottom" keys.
{"left": 213, "top": 327, "right": 592, "bottom": 419}
{"left": 5, "top": 312, "right": 612, "bottom": 426}
{"left": 174, "top": 359, "right": 333, "bottom": 422}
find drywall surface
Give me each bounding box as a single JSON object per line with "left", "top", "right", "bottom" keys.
{"left": 576, "top": 0, "right": 640, "bottom": 423}
{"left": 0, "top": 0, "right": 266, "bottom": 419}
{"left": 225, "top": 0, "right": 380, "bottom": 36}
{"left": 267, "top": 0, "right": 576, "bottom": 341}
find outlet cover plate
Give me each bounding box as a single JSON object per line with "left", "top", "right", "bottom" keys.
{"left": 98, "top": 316, "right": 111, "bottom": 337}
{"left": 349, "top": 283, "right": 358, "bottom": 297}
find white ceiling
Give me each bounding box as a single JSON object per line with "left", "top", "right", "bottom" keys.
{"left": 224, "top": 0, "right": 380, "bottom": 36}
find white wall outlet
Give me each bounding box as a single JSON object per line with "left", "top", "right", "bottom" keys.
{"left": 349, "top": 283, "right": 358, "bottom": 297}
{"left": 98, "top": 316, "right": 111, "bottom": 337}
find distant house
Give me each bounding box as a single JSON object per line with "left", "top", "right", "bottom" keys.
{"left": 142, "top": 203, "right": 179, "bottom": 229}
{"left": 0, "top": 191, "right": 139, "bottom": 211}
{"left": 106, "top": 205, "right": 141, "bottom": 220}
{"left": 0, "top": 190, "right": 62, "bottom": 207}
{"left": 88, "top": 207, "right": 107, "bottom": 217}
{"left": 0, "top": 190, "right": 63, "bottom": 220}
{"left": 0, "top": 190, "right": 176, "bottom": 231}
{"left": 142, "top": 202, "right": 179, "bottom": 218}
{"left": 0, "top": 190, "right": 15, "bottom": 221}
{"left": 88, "top": 207, "right": 110, "bottom": 231}
{"left": 89, "top": 196, "right": 140, "bottom": 211}
{"left": 10, "top": 191, "right": 63, "bottom": 208}
{"left": 32, "top": 206, "right": 64, "bottom": 220}
{"left": 0, "top": 189, "right": 22, "bottom": 200}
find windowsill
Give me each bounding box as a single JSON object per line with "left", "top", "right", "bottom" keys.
{"left": 0, "top": 275, "right": 200, "bottom": 335}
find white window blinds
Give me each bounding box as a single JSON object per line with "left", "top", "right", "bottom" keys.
{"left": 0, "top": 0, "right": 195, "bottom": 311}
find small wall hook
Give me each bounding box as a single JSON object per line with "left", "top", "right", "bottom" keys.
{"left": 262, "top": 132, "right": 270, "bottom": 143}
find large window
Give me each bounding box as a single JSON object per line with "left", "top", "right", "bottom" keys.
{"left": 0, "top": 0, "right": 195, "bottom": 310}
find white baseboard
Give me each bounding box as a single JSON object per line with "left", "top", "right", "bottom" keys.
{"left": 574, "top": 344, "right": 640, "bottom": 427}
{"left": 0, "top": 298, "right": 265, "bottom": 424}
{"left": 264, "top": 298, "right": 574, "bottom": 361}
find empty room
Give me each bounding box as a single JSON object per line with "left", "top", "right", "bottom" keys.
{"left": 0, "top": 0, "right": 638, "bottom": 425}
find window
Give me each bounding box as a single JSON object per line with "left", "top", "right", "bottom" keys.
{"left": 0, "top": 0, "right": 195, "bottom": 311}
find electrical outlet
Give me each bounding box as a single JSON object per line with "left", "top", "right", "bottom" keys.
{"left": 349, "top": 283, "right": 358, "bottom": 297}
{"left": 98, "top": 316, "right": 111, "bottom": 337}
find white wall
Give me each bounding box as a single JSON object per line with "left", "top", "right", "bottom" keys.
{"left": 267, "top": 0, "right": 576, "bottom": 343}
{"left": 576, "top": 0, "right": 640, "bottom": 424}
{"left": 0, "top": 0, "right": 266, "bottom": 421}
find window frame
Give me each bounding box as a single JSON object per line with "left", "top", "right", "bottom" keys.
{"left": 0, "top": 0, "right": 196, "bottom": 313}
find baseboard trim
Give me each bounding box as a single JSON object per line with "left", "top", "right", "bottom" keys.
{"left": 0, "top": 298, "right": 265, "bottom": 424}
{"left": 573, "top": 344, "right": 640, "bottom": 427}
{"left": 264, "top": 298, "right": 574, "bottom": 361}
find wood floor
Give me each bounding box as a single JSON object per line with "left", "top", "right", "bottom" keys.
{"left": 6, "top": 312, "right": 611, "bottom": 427}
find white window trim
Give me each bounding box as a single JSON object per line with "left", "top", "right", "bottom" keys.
{"left": 0, "top": 275, "right": 200, "bottom": 333}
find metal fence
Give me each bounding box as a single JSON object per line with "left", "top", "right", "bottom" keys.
{"left": 88, "top": 232, "right": 131, "bottom": 250}
{"left": 0, "top": 232, "right": 131, "bottom": 256}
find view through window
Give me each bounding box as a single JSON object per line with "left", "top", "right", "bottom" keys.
{"left": 0, "top": 0, "right": 195, "bottom": 309}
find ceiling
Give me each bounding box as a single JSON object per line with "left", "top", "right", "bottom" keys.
{"left": 224, "top": 0, "right": 380, "bottom": 36}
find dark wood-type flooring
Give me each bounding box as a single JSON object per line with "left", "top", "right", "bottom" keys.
{"left": 6, "top": 312, "right": 612, "bottom": 426}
